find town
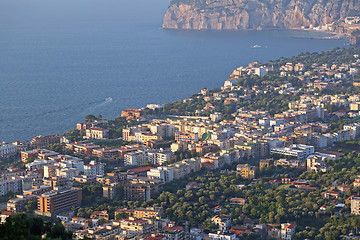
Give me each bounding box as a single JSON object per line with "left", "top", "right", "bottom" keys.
{"left": 1, "top": 47, "right": 360, "bottom": 240}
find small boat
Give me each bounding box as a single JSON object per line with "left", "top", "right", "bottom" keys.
{"left": 251, "top": 44, "right": 261, "bottom": 48}
{"left": 105, "top": 97, "right": 113, "bottom": 102}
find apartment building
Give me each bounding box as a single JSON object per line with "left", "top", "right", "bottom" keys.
{"left": 270, "top": 144, "right": 314, "bottom": 159}
{"left": 23, "top": 185, "right": 52, "bottom": 196}
{"left": 343, "top": 123, "right": 360, "bottom": 140}
{"left": 280, "top": 223, "right": 296, "bottom": 240}
{"left": 84, "top": 161, "right": 104, "bottom": 176}
{"left": 92, "top": 147, "right": 120, "bottom": 159}
{"left": 116, "top": 217, "right": 155, "bottom": 235}
{"left": 21, "top": 149, "right": 58, "bottom": 163}
{"left": 159, "top": 225, "right": 185, "bottom": 240}
{"left": 307, "top": 155, "right": 327, "bottom": 173}
{"left": 168, "top": 158, "right": 201, "bottom": 180}
{"left": 236, "top": 164, "right": 255, "bottom": 179}
{"left": 0, "top": 143, "right": 17, "bottom": 159}
{"left": 115, "top": 207, "right": 163, "bottom": 219}
{"left": 65, "top": 142, "right": 100, "bottom": 156}
{"left": 175, "top": 132, "right": 199, "bottom": 143}
{"left": 103, "top": 183, "right": 117, "bottom": 199}
{"left": 36, "top": 188, "right": 82, "bottom": 217}
{"left": 124, "top": 150, "right": 147, "bottom": 166}
{"left": 7, "top": 194, "right": 37, "bottom": 213}
{"left": 121, "top": 109, "right": 142, "bottom": 120}
{"left": 0, "top": 178, "right": 23, "bottom": 196}
{"left": 85, "top": 127, "right": 109, "bottom": 139}
{"left": 30, "top": 135, "right": 60, "bottom": 147}
{"left": 351, "top": 197, "right": 360, "bottom": 215}
{"left": 148, "top": 150, "right": 174, "bottom": 165}
{"left": 124, "top": 178, "right": 161, "bottom": 201}
{"left": 147, "top": 167, "right": 174, "bottom": 183}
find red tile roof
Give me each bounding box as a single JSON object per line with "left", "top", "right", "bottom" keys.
{"left": 284, "top": 224, "right": 296, "bottom": 229}
{"left": 161, "top": 226, "right": 183, "bottom": 231}
{"left": 127, "top": 166, "right": 154, "bottom": 173}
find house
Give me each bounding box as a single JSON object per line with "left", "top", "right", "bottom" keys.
{"left": 212, "top": 206, "right": 222, "bottom": 213}
{"left": 186, "top": 182, "right": 200, "bottom": 190}
{"left": 322, "top": 188, "right": 342, "bottom": 199}
{"left": 353, "top": 176, "right": 360, "bottom": 188}
{"left": 230, "top": 198, "right": 246, "bottom": 206}
{"left": 85, "top": 128, "right": 109, "bottom": 139}
{"left": 90, "top": 210, "right": 109, "bottom": 221}
{"left": 280, "top": 223, "right": 296, "bottom": 240}
{"left": 211, "top": 215, "right": 231, "bottom": 230}
{"left": 0, "top": 211, "right": 14, "bottom": 223}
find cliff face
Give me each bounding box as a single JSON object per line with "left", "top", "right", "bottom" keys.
{"left": 163, "top": 0, "right": 360, "bottom": 30}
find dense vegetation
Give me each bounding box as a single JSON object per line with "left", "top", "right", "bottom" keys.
{"left": 0, "top": 213, "right": 72, "bottom": 240}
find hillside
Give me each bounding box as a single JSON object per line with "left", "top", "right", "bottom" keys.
{"left": 163, "top": 0, "right": 360, "bottom": 30}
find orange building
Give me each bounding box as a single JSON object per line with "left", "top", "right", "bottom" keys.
{"left": 121, "top": 109, "right": 142, "bottom": 120}
{"left": 37, "top": 188, "right": 82, "bottom": 216}
{"left": 65, "top": 142, "right": 100, "bottom": 156}
{"left": 30, "top": 135, "right": 60, "bottom": 147}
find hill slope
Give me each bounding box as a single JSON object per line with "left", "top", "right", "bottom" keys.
{"left": 163, "top": 0, "right": 360, "bottom": 30}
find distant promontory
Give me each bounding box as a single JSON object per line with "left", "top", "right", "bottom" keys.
{"left": 163, "top": 0, "right": 360, "bottom": 32}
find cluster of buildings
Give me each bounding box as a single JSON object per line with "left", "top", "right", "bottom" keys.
{"left": 230, "top": 61, "right": 273, "bottom": 77}
{"left": 59, "top": 206, "right": 297, "bottom": 240}
{"left": 1, "top": 53, "right": 360, "bottom": 239}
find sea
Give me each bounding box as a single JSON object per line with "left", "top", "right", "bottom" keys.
{"left": 0, "top": 0, "right": 348, "bottom": 142}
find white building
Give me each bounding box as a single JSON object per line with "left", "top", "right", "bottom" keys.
{"left": 147, "top": 166, "right": 174, "bottom": 183}
{"left": 85, "top": 128, "right": 109, "bottom": 139}
{"left": 307, "top": 155, "right": 327, "bottom": 172}
{"left": 147, "top": 150, "right": 173, "bottom": 165}
{"left": 58, "top": 158, "right": 84, "bottom": 173}
{"left": 270, "top": 144, "right": 314, "bottom": 159}
{"left": 210, "top": 112, "right": 223, "bottom": 122}
{"left": 84, "top": 161, "right": 104, "bottom": 176}
{"left": 0, "top": 143, "right": 17, "bottom": 159}
{"left": 124, "top": 150, "right": 147, "bottom": 166}
{"left": 206, "top": 233, "right": 237, "bottom": 240}
{"left": 150, "top": 123, "right": 174, "bottom": 138}
{"left": 311, "top": 133, "right": 328, "bottom": 148}
{"left": 57, "top": 168, "right": 78, "bottom": 179}
{"left": 343, "top": 123, "right": 360, "bottom": 140}
{"left": 254, "top": 66, "right": 267, "bottom": 76}
{"left": 0, "top": 178, "right": 23, "bottom": 196}
{"left": 189, "top": 228, "right": 205, "bottom": 240}
{"left": 25, "top": 159, "right": 56, "bottom": 171}
{"left": 351, "top": 196, "right": 360, "bottom": 215}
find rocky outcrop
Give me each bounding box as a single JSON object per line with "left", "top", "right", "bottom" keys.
{"left": 163, "top": 0, "right": 360, "bottom": 30}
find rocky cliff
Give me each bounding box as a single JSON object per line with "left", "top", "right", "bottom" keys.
{"left": 163, "top": 0, "right": 360, "bottom": 30}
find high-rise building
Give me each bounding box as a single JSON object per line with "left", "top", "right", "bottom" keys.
{"left": 36, "top": 188, "right": 82, "bottom": 217}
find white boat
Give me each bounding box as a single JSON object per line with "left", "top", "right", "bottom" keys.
{"left": 251, "top": 44, "right": 261, "bottom": 48}
{"left": 105, "top": 97, "right": 113, "bottom": 102}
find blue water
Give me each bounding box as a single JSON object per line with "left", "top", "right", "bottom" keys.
{"left": 0, "top": 0, "right": 348, "bottom": 142}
